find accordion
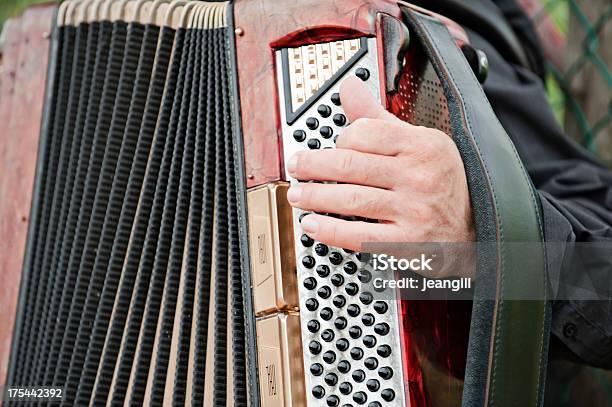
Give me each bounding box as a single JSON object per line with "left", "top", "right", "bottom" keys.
{"left": 6, "top": 0, "right": 549, "bottom": 406}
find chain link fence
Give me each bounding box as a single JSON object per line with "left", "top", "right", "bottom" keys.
{"left": 521, "top": 0, "right": 612, "bottom": 165}
{"left": 521, "top": 7, "right": 611, "bottom": 405}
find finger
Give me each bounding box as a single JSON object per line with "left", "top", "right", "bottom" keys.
{"left": 336, "top": 118, "right": 416, "bottom": 156}
{"left": 339, "top": 75, "right": 401, "bottom": 123}
{"left": 287, "top": 183, "right": 398, "bottom": 221}
{"left": 300, "top": 214, "right": 400, "bottom": 252}
{"left": 286, "top": 149, "right": 396, "bottom": 189}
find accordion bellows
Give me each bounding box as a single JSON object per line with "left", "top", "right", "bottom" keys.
{"left": 9, "top": 1, "right": 244, "bottom": 405}
{"left": 7, "top": 0, "right": 549, "bottom": 406}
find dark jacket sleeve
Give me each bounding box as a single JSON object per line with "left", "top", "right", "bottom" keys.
{"left": 468, "top": 29, "right": 612, "bottom": 368}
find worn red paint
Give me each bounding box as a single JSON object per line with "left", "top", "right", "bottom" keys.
{"left": 0, "top": 3, "right": 55, "bottom": 387}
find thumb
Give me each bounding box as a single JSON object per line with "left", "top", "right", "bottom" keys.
{"left": 339, "top": 75, "right": 400, "bottom": 123}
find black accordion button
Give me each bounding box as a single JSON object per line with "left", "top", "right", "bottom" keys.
{"left": 316, "top": 264, "right": 330, "bottom": 277}
{"left": 325, "top": 373, "right": 338, "bottom": 386}
{"left": 363, "top": 335, "right": 376, "bottom": 348}
{"left": 300, "top": 234, "right": 314, "bottom": 247}
{"left": 306, "top": 117, "right": 319, "bottom": 129}
{"left": 307, "top": 138, "right": 321, "bottom": 149}
{"left": 359, "top": 292, "right": 373, "bottom": 305}
{"left": 329, "top": 251, "right": 343, "bottom": 265}
{"left": 352, "top": 369, "right": 366, "bottom": 382}
{"left": 381, "top": 389, "right": 395, "bottom": 402}
{"left": 377, "top": 345, "right": 392, "bottom": 358}
{"left": 373, "top": 301, "right": 388, "bottom": 314}
{"left": 362, "top": 313, "right": 375, "bottom": 326}
{"left": 303, "top": 277, "right": 317, "bottom": 290}
{"left": 338, "top": 360, "right": 351, "bottom": 373}
{"left": 318, "top": 104, "right": 332, "bottom": 118}
{"left": 333, "top": 113, "right": 347, "bottom": 126}
{"left": 293, "top": 129, "right": 306, "bottom": 142}
{"left": 347, "top": 304, "right": 360, "bottom": 317}
{"left": 358, "top": 270, "right": 372, "bottom": 283}
{"left": 364, "top": 357, "right": 378, "bottom": 370}
{"left": 322, "top": 350, "right": 336, "bottom": 364}
{"left": 350, "top": 347, "right": 364, "bottom": 360}
{"left": 331, "top": 92, "right": 341, "bottom": 106}
{"left": 339, "top": 382, "right": 353, "bottom": 395}
{"left": 353, "top": 391, "right": 367, "bottom": 405}
{"left": 320, "top": 126, "right": 333, "bottom": 139}
{"left": 332, "top": 295, "right": 346, "bottom": 308}
{"left": 309, "top": 341, "right": 322, "bottom": 354}
{"left": 321, "top": 329, "right": 334, "bottom": 342}
{"left": 356, "top": 252, "right": 369, "bottom": 262}
{"left": 305, "top": 298, "right": 319, "bottom": 311}
{"left": 327, "top": 395, "right": 340, "bottom": 407}
{"left": 368, "top": 402, "right": 382, "bottom": 407}
{"left": 374, "top": 323, "right": 390, "bottom": 336}
{"left": 336, "top": 338, "right": 349, "bottom": 352}
{"left": 310, "top": 363, "right": 324, "bottom": 376}
{"left": 299, "top": 212, "right": 311, "bottom": 222}
{"left": 315, "top": 243, "right": 329, "bottom": 256}
{"left": 334, "top": 317, "right": 348, "bottom": 330}
{"left": 312, "top": 385, "right": 325, "bottom": 399}
{"left": 307, "top": 319, "right": 320, "bottom": 333}
{"left": 302, "top": 255, "right": 316, "bottom": 268}
{"left": 378, "top": 366, "right": 394, "bottom": 380}
{"left": 331, "top": 273, "right": 344, "bottom": 287}
{"left": 355, "top": 67, "right": 370, "bottom": 81}
{"left": 349, "top": 326, "right": 362, "bottom": 339}
{"left": 318, "top": 286, "right": 332, "bottom": 299}
{"left": 343, "top": 261, "right": 357, "bottom": 274}
{"left": 320, "top": 307, "right": 333, "bottom": 321}
{"left": 345, "top": 282, "right": 359, "bottom": 296}
{"left": 366, "top": 379, "right": 380, "bottom": 392}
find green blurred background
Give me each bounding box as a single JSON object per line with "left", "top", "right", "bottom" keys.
{"left": 0, "top": 0, "right": 48, "bottom": 27}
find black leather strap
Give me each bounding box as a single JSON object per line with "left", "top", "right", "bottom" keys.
{"left": 401, "top": 8, "right": 549, "bottom": 407}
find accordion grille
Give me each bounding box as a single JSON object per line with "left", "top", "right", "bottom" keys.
{"left": 7, "top": 2, "right": 249, "bottom": 406}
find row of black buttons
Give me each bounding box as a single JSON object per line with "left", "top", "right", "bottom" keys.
{"left": 303, "top": 113, "right": 347, "bottom": 131}
{"left": 305, "top": 321, "right": 389, "bottom": 339}
{"left": 312, "top": 386, "right": 394, "bottom": 404}
{"left": 302, "top": 252, "right": 344, "bottom": 268}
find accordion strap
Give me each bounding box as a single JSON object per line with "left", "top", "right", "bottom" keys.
{"left": 402, "top": 8, "right": 549, "bottom": 407}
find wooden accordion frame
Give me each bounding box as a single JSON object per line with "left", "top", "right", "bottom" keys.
{"left": 5, "top": 1, "right": 549, "bottom": 407}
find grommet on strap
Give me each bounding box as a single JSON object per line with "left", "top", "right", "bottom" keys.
{"left": 461, "top": 44, "right": 489, "bottom": 84}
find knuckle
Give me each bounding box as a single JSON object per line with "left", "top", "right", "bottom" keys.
{"left": 328, "top": 221, "right": 339, "bottom": 244}
{"left": 293, "top": 152, "right": 306, "bottom": 176}
{"left": 411, "top": 170, "right": 440, "bottom": 193}
{"left": 338, "top": 118, "right": 368, "bottom": 147}
{"left": 351, "top": 117, "right": 371, "bottom": 130}
{"left": 364, "top": 196, "right": 385, "bottom": 218}
{"left": 363, "top": 227, "right": 389, "bottom": 244}
{"left": 300, "top": 184, "right": 315, "bottom": 206}
{"left": 338, "top": 151, "right": 355, "bottom": 176}
{"left": 346, "top": 189, "right": 361, "bottom": 213}
{"left": 430, "top": 129, "right": 454, "bottom": 151}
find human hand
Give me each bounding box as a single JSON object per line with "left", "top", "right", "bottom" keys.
{"left": 286, "top": 76, "right": 475, "bottom": 256}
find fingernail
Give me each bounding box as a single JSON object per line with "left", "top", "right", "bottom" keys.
{"left": 287, "top": 186, "right": 302, "bottom": 203}
{"left": 301, "top": 215, "right": 319, "bottom": 233}
{"left": 286, "top": 154, "right": 298, "bottom": 174}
